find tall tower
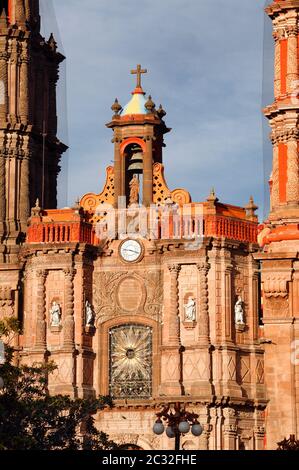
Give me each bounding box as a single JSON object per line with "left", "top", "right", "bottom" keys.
{"left": 257, "top": 0, "right": 299, "bottom": 449}
{"left": 0, "top": 0, "right": 66, "bottom": 255}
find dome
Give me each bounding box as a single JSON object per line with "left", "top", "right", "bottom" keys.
{"left": 121, "top": 88, "right": 150, "bottom": 116}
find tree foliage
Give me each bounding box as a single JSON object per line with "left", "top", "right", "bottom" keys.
{"left": 0, "top": 318, "right": 118, "bottom": 450}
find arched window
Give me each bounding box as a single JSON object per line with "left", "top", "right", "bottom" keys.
{"left": 109, "top": 324, "right": 152, "bottom": 399}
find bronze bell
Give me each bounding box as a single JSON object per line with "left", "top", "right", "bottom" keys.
{"left": 128, "top": 151, "right": 143, "bottom": 172}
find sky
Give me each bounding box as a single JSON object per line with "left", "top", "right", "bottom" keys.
{"left": 40, "top": 0, "right": 274, "bottom": 219}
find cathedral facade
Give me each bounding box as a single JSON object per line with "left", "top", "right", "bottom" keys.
{"left": 0, "top": 0, "right": 298, "bottom": 451}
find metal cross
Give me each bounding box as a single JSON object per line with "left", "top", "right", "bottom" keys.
{"left": 131, "top": 64, "right": 147, "bottom": 88}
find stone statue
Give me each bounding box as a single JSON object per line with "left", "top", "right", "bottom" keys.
{"left": 235, "top": 296, "right": 244, "bottom": 324}
{"left": 50, "top": 301, "right": 61, "bottom": 327}
{"left": 129, "top": 175, "right": 139, "bottom": 205}
{"left": 184, "top": 296, "right": 196, "bottom": 321}
{"left": 85, "top": 300, "right": 95, "bottom": 326}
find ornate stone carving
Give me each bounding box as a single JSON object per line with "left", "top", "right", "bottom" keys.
{"left": 168, "top": 264, "right": 181, "bottom": 345}
{"left": 256, "top": 359, "right": 264, "bottom": 384}
{"left": 63, "top": 268, "right": 75, "bottom": 347}
{"left": 94, "top": 270, "right": 163, "bottom": 322}
{"left": 35, "top": 270, "right": 47, "bottom": 348}
{"left": 152, "top": 162, "right": 191, "bottom": 206}
{"left": 197, "top": 261, "right": 210, "bottom": 344}
{"left": 287, "top": 139, "right": 299, "bottom": 202}
{"left": 223, "top": 407, "right": 236, "bottom": 419}
{"left": 263, "top": 275, "right": 288, "bottom": 298}
{"left": 80, "top": 166, "right": 115, "bottom": 223}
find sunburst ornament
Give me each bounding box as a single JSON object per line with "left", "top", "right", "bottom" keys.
{"left": 109, "top": 324, "right": 152, "bottom": 398}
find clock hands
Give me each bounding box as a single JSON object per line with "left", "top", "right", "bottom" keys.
{"left": 123, "top": 247, "right": 140, "bottom": 255}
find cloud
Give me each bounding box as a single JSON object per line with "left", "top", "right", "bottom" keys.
{"left": 43, "top": 0, "right": 271, "bottom": 218}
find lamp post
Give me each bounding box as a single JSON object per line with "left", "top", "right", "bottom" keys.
{"left": 0, "top": 340, "right": 4, "bottom": 390}
{"left": 153, "top": 403, "right": 203, "bottom": 451}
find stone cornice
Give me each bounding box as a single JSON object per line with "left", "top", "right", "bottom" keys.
{"left": 270, "top": 128, "right": 299, "bottom": 144}
{"left": 266, "top": 0, "right": 299, "bottom": 18}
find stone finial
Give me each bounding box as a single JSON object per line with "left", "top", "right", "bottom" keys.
{"left": 207, "top": 188, "right": 219, "bottom": 206}
{"left": 48, "top": 33, "right": 57, "bottom": 52}
{"left": 31, "top": 198, "right": 42, "bottom": 217}
{"left": 145, "top": 95, "right": 156, "bottom": 112}
{"left": 157, "top": 104, "right": 166, "bottom": 119}
{"left": 245, "top": 196, "right": 258, "bottom": 221}
{"left": 111, "top": 98, "right": 122, "bottom": 117}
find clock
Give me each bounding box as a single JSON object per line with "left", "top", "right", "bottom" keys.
{"left": 119, "top": 239, "right": 143, "bottom": 263}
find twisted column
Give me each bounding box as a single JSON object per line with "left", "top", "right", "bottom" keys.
{"left": 19, "top": 56, "right": 29, "bottom": 123}
{"left": 286, "top": 27, "right": 298, "bottom": 93}
{"left": 273, "top": 33, "right": 281, "bottom": 98}
{"left": 0, "top": 50, "right": 8, "bottom": 121}
{"left": 197, "top": 260, "right": 210, "bottom": 345}
{"left": 168, "top": 264, "right": 181, "bottom": 347}
{"left": 35, "top": 269, "right": 47, "bottom": 350}
{"left": 19, "top": 154, "right": 30, "bottom": 229}
{"left": 286, "top": 138, "right": 299, "bottom": 203}
{"left": 63, "top": 268, "right": 76, "bottom": 349}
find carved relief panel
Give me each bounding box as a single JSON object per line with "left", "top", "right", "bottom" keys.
{"left": 93, "top": 270, "right": 163, "bottom": 324}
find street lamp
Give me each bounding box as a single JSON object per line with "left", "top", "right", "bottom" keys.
{"left": 0, "top": 340, "right": 5, "bottom": 390}
{"left": 153, "top": 403, "right": 203, "bottom": 450}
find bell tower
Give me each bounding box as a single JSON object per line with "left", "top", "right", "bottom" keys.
{"left": 0, "top": 0, "right": 66, "bottom": 253}
{"left": 106, "top": 64, "right": 170, "bottom": 207}
{"left": 257, "top": 0, "right": 299, "bottom": 449}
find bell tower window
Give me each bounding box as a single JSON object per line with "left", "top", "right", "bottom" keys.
{"left": 125, "top": 144, "right": 144, "bottom": 206}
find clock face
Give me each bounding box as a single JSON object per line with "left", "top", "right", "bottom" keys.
{"left": 120, "top": 239, "right": 143, "bottom": 262}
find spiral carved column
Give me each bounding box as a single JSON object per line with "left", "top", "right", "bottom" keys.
{"left": 168, "top": 264, "right": 181, "bottom": 347}
{"left": 190, "top": 260, "right": 212, "bottom": 397}
{"left": 197, "top": 260, "right": 210, "bottom": 345}
{"left": 286, "top": 27, "right": 298, "bottom": 93}
{"left": 0, "top": 50, "right": 8, "bottom": 121}
{"left": 19, "top": 56, "right": 29, "bottom": 123}
{"left": 19, "top": 154, "right": 30, "bottom": 230}
{"left": 35, "top": 269, "right": 47, "bottom": 351}
{"left": 286, "top": 137, "right": 299, "bottom": 203}
{"left": 63, "top": 268, "right": 76, "bottom": 349}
